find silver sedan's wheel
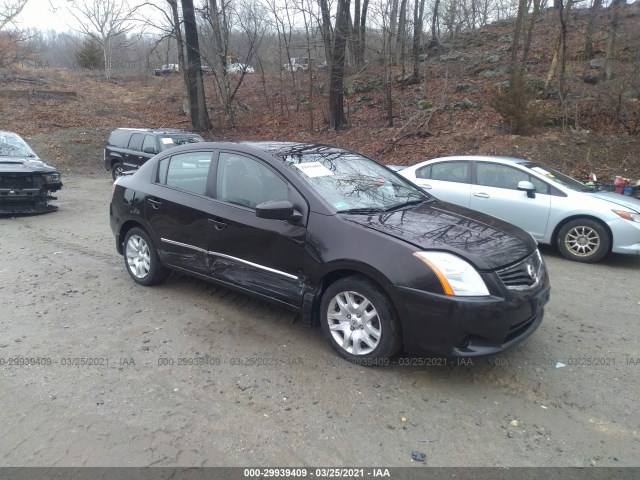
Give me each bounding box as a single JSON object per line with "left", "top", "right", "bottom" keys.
{"left": 320, "top": 276, "right": 401, "bottom": 362}
{"left": 122, "top": 227, "right": 170, "bottom": 285}
{"left": 557, "top": 218, "right": 610, "bottom": 263}
{"left": 327, "top": 290, "right": 382, "bottom": 355}
{"left": 126, "top": 234, "right": 151, "bottom": 279}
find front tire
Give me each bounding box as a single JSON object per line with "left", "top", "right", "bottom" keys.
{"left": 557, "top": 218, "right": 610, "bottom": 263}
{"left": 320, "top": 276, "right": 401, "bottom": 362}
{"left": 123, "top": 227, "right": 170, "bottom": 285}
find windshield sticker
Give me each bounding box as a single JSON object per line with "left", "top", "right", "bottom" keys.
{"left": 294, "top": 161, "right": 335, "bottom": 178}
{"left": 531, "top": 166, "right": 551, "bottom": 176}
{"left": 161, "top": 137, "right": 174, "bottom": 144}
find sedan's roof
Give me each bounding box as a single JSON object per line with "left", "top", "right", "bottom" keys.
{"left": 238, "top": 141, "right": 352, "bottom": 157}
{"left": 426, "top": 155, "right": 529, "bottom": 165}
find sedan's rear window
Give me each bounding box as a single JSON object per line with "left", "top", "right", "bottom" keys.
{"left": 159, "top": 135, "right": 204, "bottom": 151}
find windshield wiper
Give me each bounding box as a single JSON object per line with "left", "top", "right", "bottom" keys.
{"left": 337, "top": 207, "right": 385, "bottom": 215}
{"left": 384, "top": 199, "right": 430, "bottom": 212}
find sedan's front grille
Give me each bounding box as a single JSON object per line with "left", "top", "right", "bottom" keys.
{"left": 0, "top": 174, "right": 45, "bottom": 190}
{"left": 496, "top": 250, "right": 543, "bottom": 290}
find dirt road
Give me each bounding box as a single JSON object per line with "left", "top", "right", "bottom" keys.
{"left": 1, "top": 175, "right": 639, "bottom": 467}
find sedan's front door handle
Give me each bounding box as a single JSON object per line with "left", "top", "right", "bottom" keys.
{"left": 209, "top": 218, "right": 227, "bottom": 230}
{"left": 420, "top": 183, "right": 432, "bottom": 190}
{"left": 473, "top": 192, "right": 490, "bottom": 198}
{"left": 147, "top": 198, "right": 162, "bottom": 209}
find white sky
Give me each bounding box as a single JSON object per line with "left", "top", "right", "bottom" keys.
{"left": 15, "top": 0, "right": 82, "bottom": 32}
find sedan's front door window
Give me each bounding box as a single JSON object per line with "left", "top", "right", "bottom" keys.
{"left": 476, "top": 162, "right": 550, "bottom": 194}
{"left": 216, "top": 152, "right": 289, "bottom": 209}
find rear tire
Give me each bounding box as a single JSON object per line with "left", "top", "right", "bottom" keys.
{"left": 123, "top": 227, "right": 170, "bottom": 285}
{"left": 557, "top": 218, "right": 610, "bottom": 263}
{"left": 320, "top": 276, "right": 401, "bottom": 362}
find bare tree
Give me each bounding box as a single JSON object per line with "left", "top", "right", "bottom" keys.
{"left": 584, "top": 0, "right": 602, "bottom": 60}
{"left": 182, "top": 0, "right": 212, "bottom": 131}
{"left": 0, "top": 0, "right": 28, "bottom": 30}
{"left": 605, "top": 0, "right": 623, "bottom": 80}
{"left": 329, "top": 0, "right": 350, "bottom": 129}
{"left": 411, "top": 0, "right": 427, "bottom": 81}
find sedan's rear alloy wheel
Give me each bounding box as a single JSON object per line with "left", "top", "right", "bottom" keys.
{"left": 320, "top": 276, "right": 401, "bottom": 361}
{"left": 557, "top": 219, "right": 610, "bottom": 263}
{"left": 123, "top": 228, "right": 169, "bottom": 285}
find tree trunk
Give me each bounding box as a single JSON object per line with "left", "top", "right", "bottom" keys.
{"left": 182, "top": 0, "right": 212, "bottom": 131}
{"left": 209, "top": 0, "right": 230, "bottom": 113}
{"left": 328, "top": 0, "right": 350, "bottom": 130}
{"left": 411, "top": 0, "right": 426, "bottom": 81}
{"left": 389, "top": 0, "right": 399, "bottom": 59}
{"left": 168, "top": 0, "right": 190, "bottom": 117}
{"left": 318, "top": 0, "right": 333, "bottom": 66}
{"left": 431, "top": 0, "right": 440, "bottom": 41}
{"left": 395, "top": 0, "right": 408, "bottom": 62}
{"left": 605, "top": 0, "right": 622, "bottom": 80}
{"left": 584, "top": 0, "right": 602, "bottom": 60}
{"left": 509, "top": 0, "right": 528, "bottom": 85}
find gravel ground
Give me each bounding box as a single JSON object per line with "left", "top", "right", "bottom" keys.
{"left": 0, "top": 175, "right": 639, "bottom": 467}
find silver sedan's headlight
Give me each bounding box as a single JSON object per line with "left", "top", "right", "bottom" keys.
{"left": 413, "top": 251, "right": 490, "bottom": 296}
{"left": 613, "top": 210, "right": 640, "bottom": 223}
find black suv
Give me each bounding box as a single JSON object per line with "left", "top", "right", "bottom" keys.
{"left": 104, "top": 128, "right": 204, "bottom": 180}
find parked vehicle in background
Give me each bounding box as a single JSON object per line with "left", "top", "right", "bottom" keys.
{"left": 282, "top": 57, "right": 313, "bottom": 72}
{"left": 154, "top": 64, "right": 179, "bottom": 76}
{"left": 104, "top": 128, "right": 203, "bottom": 180}
{"left": 400, "top": 155, "right": 640, "bottom": 263}
{"left": 0, "top": 131, "right": 63, "bottom": 214}
{"left": 110, "top": 141, "right": 550, "bottom": 361}
{"left": 226, "top": 63, "right": 255, "bottom": 74}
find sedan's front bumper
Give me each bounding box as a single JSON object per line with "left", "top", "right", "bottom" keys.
{"left": 608, "top": 217, "right": 640, "bottom": 255}
{"left": 394, "top": 282, "right": 551, "bottom": 357}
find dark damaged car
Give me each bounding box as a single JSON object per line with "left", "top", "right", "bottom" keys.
{"left": 110, "top": 141, "right": 550, "bottom": 361}
{"left": 0, "top": 131, "right": 63, "bottom": 214}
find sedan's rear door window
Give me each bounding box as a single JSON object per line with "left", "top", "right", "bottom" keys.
{"left": 430, "top": 161, "right": 470, "bottom": 183}
{"left": 157, "top": 152, "right": 212, "bottom": 195}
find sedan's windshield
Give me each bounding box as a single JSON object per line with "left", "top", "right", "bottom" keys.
{"left": 159, "top": 135, "right": 204, "bottom": 151}
{"left": 0, "top": 132, "right": 36, "bottom": 158}
{"left": 521, "top": 162, "right": 594, "bottom": 192}
{"left": 280, "top": 150, "right": 429, "bottom": 212}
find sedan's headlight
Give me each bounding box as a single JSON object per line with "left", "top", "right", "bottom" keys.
{"left": 44, "top": 173, "right": 60, "bottom": 183}
{"left": 413, "top": 251, "right": 490, "bottom": 296}
{"left": 613, "top": 210, "right": 640, "bottom": 223}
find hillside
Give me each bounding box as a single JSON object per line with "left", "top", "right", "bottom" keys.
{"left": 1, "top": 3, "right": 639, "bottom": 184}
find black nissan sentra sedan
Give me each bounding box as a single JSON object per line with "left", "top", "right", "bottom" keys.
{"left": 110, "top": 141, "right": 550, "bottom": 361}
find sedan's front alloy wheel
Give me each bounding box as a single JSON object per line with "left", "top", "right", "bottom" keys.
{"left": 123, "top": 227, "right": 170, "bottom": 285}
{"left": 320, "top": 276, "right": 401, "bottom": 361}
{"left": 557, "top": 218, "right": 610, "bottom": 263}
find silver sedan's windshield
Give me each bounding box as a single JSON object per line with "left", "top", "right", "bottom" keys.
{"left": 281, "top": 151, "right": 429, "bottom": 212}
{"left": 0, "top": 132, "right": 35, "bottom": 158}
{"left": 522, "top": 162, "right": 594, "bottom": 192}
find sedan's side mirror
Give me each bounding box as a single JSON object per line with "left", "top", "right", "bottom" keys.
{"left": 143, "top": 146, "right": 157, "bottom": 154}
{"left": 517, "top": 180, "right": 536, "bottom": 199}
{"left": 255, "top": 200, "right": 302, "bottom": 223}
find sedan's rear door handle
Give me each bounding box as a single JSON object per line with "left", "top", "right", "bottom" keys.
{"left": 147, "top": 198, "right": 162, "bottom": 209}
{"left": 473, "top": 192, "right": 490, "bottom": 198}
{"left": 209, "top": 218, "right": 227, "bottom": 230}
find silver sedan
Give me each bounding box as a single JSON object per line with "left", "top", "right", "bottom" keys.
{"left": 399, "top": 156, "right": 640, "bottom": 263}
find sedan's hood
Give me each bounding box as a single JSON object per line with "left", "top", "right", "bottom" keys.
{"left": 0, "top": 156, "right": 57, "bottom": 173}
{"left": 343, "top": 201, "right": 536, "bottom": 270}
{"left": 588, "top": 191, "right": 640, "bottom": 212}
